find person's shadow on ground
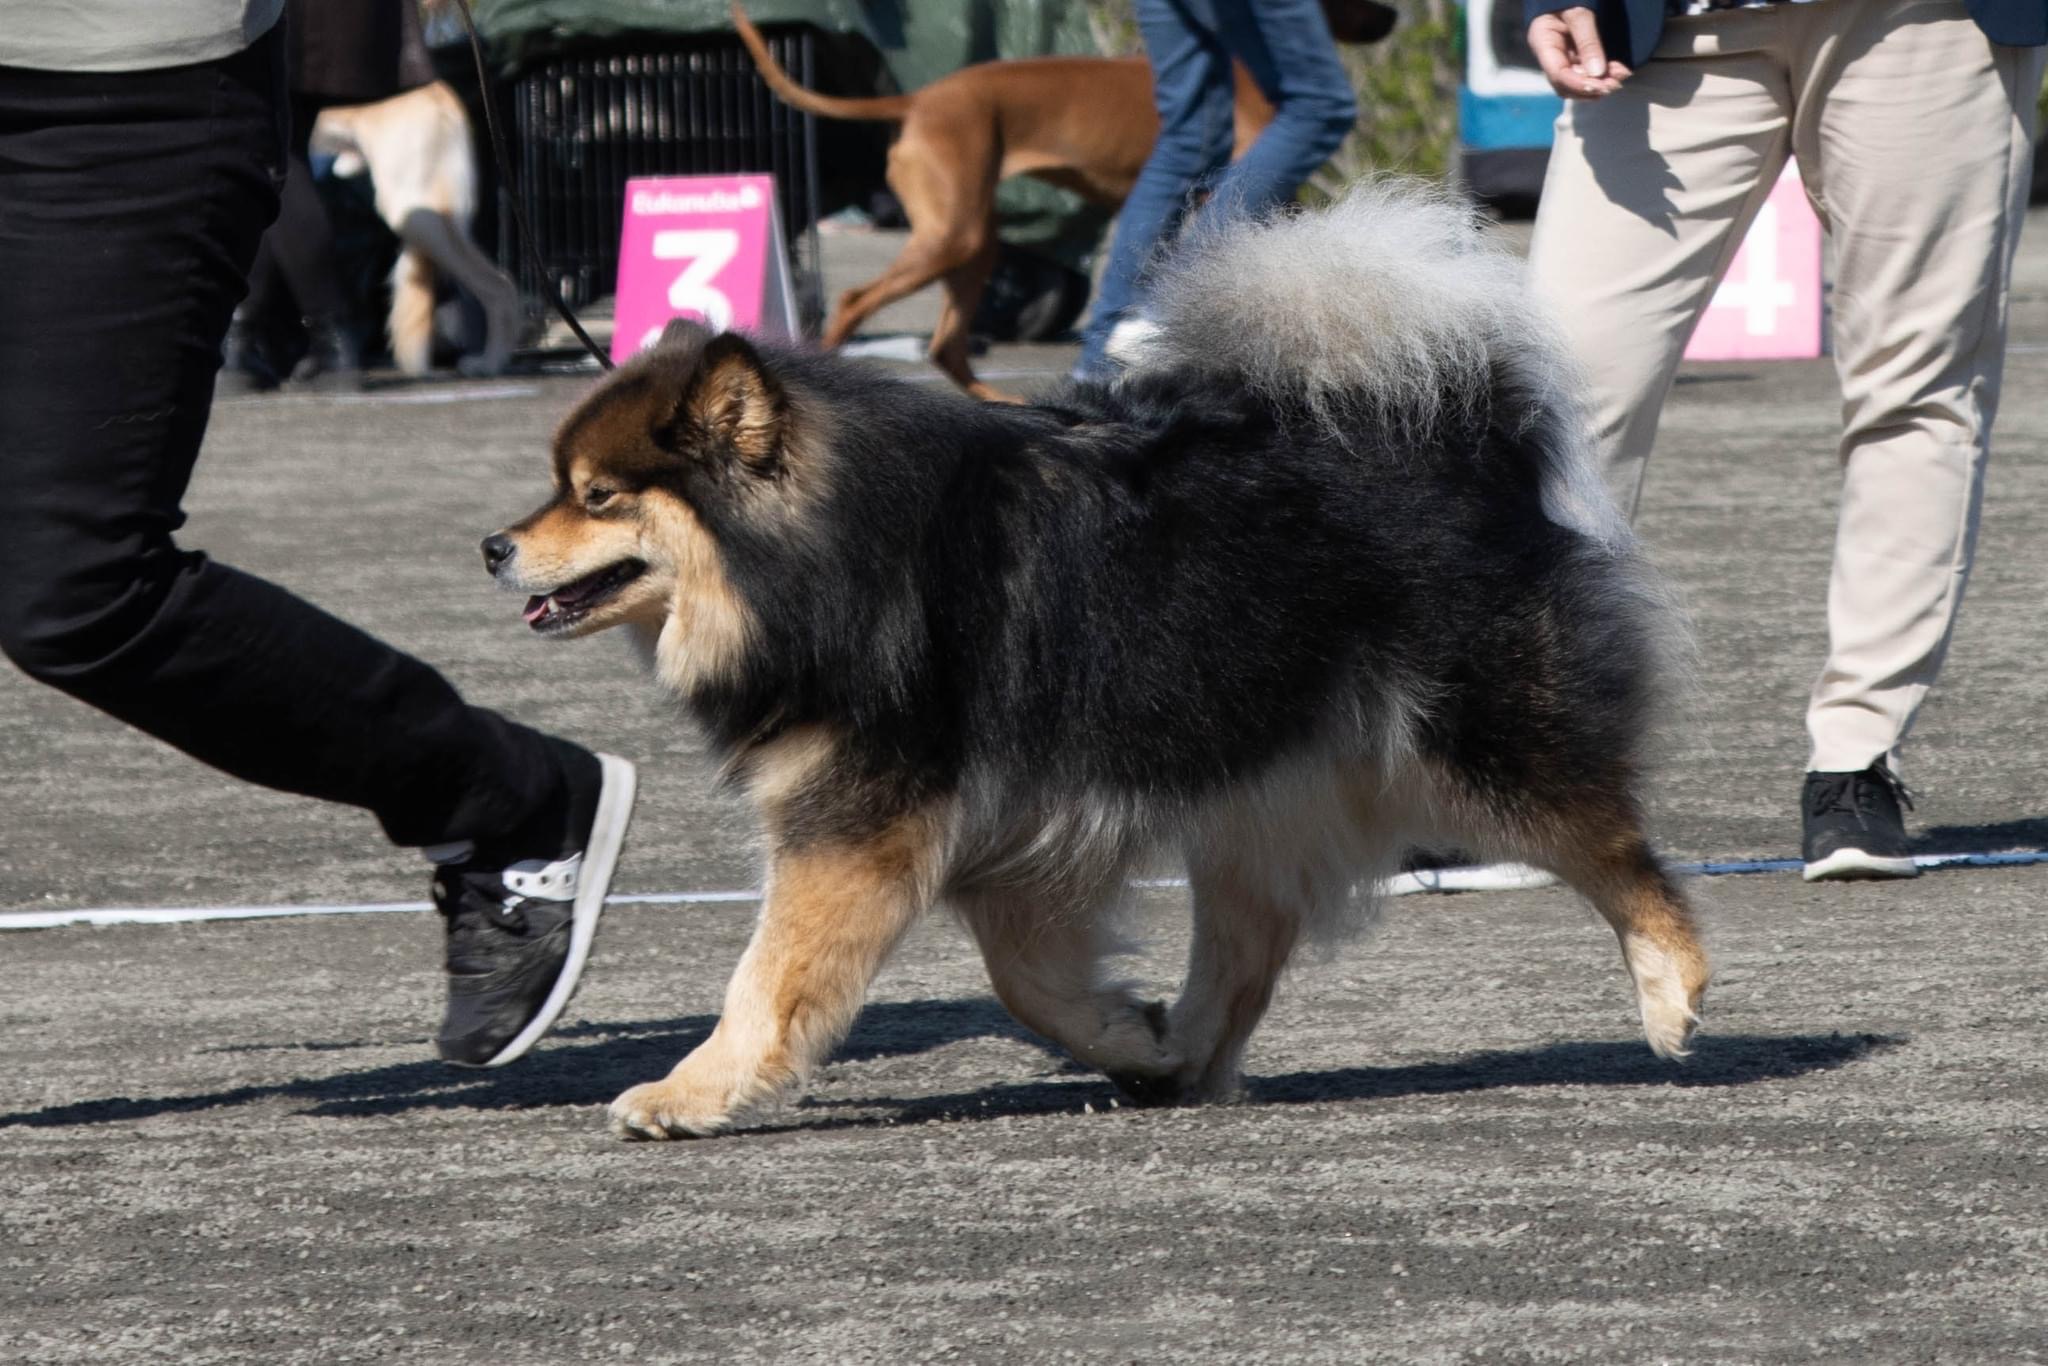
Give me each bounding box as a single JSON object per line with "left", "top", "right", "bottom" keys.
{"left": 0, "top": 996, "right": 1899, "bottom": 1133}
{"left": 1914, "top": 816, "right": 2048, "bottom": 855}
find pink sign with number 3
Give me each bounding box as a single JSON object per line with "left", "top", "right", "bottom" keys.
{"left": 612, "top": 174, "right": 799, "bottom": 363}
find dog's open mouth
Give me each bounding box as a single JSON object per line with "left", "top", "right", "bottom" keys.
{"left": 523, "top": 559, "right": 646, "bottom": 633}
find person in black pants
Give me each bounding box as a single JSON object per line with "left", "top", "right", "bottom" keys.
{"left": 227, "top": 0, "right": 423, "bottom": 393}
{"left": 0, "top": 15, "right": 636, "bottom": 1069}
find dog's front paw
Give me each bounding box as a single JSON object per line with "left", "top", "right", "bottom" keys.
{"left": 608, "top": 1078, "right": 732, "bottom": 1141}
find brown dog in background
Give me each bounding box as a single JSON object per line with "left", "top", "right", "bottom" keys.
{"left": 731, "top": 1, "right": 1394, "bottom": 398}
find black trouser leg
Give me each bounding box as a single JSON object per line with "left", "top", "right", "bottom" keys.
{"left": 0, "top": 33, "right": 576, "bottom": 850}
{"left": 244, "top": 91, "right": 348, "bottom": 323}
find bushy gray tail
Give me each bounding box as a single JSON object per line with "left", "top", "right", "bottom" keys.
{"left": 1132, "top": 177, "right": 1628, "bottom": 547}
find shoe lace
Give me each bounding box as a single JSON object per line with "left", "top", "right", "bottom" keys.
{"left": 1808, "top": 765, "right": 1915, "bottom": 821}
{"left": 432, "top": 869, "right": 529, "bottom": 932}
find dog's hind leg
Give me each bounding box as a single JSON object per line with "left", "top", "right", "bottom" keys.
{"left": 394, "top": 208, "right": 523, "bottom": 377}
{"left": 956, "top": 884, "right": 1181, "bottom": 1086}
{"left": 929, "top": 241, "right": 1007, "bottom": 401}
{"left": 608, "top": 810, "right": 948, "bottom": 1139}
{"left": 387, "top": 247, "right": 437, "bottom": 376}
{"left": 819, "top": 139, "right": 996, "bottom": 369}
{"left": 1526, "top": 801, "right": 1710, "bottom": 1061}
{"left": 819, "top": 237, "right": 960, "bottom": 350}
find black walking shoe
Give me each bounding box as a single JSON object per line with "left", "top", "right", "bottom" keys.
{"left": 432, "top": 751, "right": 636, "bottom": 1067}
{"left": 289, "top": 313, "right": 364, "bottom": 392}
{"left": 1801, "top": 762, "right": 1919, "bottom": 882}
{"left": 217, "top": 314, "right": 281, "bottom": 395}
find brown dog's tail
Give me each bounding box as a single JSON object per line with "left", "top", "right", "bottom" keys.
{"left": 730, "top": 4, "right": 914, "bottom": 123}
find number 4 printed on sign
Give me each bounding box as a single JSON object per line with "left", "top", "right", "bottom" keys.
{"left": 1685, "top": 163, "right": 1823, "bottom": 361}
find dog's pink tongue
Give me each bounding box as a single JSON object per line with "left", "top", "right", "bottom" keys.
{"left": 523, "top": 595, "right": 552, "bottom": 625}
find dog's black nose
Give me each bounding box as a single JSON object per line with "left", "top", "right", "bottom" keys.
{"left": 481, "top": 534, "right": 515, "bottom": 572}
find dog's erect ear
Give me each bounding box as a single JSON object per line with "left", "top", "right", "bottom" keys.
{"left": 656, "top": 316, "right": 714, "bottom": 353}
{"left": 657, "top": 331, "right": 785, "bottom": 471}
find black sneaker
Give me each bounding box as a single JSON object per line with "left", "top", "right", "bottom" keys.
{"left": 1801, "top": 762, "right": 1919, "bottom": 882}
{"left": 432, "top": 751, "right": 636, "bottom": 1067}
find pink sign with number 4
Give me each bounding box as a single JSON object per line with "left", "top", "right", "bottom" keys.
{"left": 1684, "top": 162, "right": 1825, "bottom": 362}
{"left": 612, "top": 174, "right": 799, "bottom": 364}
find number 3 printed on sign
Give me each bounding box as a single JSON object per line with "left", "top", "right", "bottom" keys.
{"left": 637, "top": 228, "right": 741, "bottom": 351}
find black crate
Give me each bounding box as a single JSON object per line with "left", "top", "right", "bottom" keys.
{"left": 504, "top": 29, "right": 824, "bottom": 322}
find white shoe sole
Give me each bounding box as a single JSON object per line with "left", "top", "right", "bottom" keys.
{"left": 1377, "top": 862, "right": 1561, "bottom": 897}
{"left": 1801, "top": 847, "right": 1919, "bottom": 882}
{"left": 468, "top": 753, "right": 637, "bottom": 1068}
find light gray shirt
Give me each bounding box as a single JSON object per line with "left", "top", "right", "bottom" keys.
{"left": 0, "top": 0, "right": 285, "bottom": 72}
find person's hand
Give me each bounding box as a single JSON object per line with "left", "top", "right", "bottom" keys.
{"left": 1527, "top": 7, "right": 1631, "bottom": 99}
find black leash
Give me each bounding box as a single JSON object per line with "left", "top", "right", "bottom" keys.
{"left": 449, "top": 0, "right": 614, "bottom": 370}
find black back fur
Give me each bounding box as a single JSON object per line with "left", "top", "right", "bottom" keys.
{"left": 668, "top": 341, "right": 1661, "bottom": 840}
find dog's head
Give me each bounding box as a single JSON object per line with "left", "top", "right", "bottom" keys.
{"left": 483, "top": 320, "right": 786, "bottom": 685}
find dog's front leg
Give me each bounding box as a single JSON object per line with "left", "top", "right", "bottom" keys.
{"left": 609, "top": 819, "right": 940, "bottom": 1140}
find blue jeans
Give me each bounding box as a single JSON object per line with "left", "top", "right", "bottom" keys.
{"left": 1076, "top": 0, "right": 1357, "bottom": 374}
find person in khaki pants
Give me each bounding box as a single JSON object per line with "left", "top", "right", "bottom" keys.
{"left": 1523, "top": 0, "right": 2048, "bottom": 880}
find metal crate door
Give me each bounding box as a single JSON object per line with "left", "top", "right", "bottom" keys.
{"left": 506, "top": 30, "right": 824, "bottom": 328}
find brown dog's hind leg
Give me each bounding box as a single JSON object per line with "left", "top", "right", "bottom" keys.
{"left": 608, "top": 812, "right": 946, "bottom": 1139}
{"left": 929, "top": 241, "right": 1008, "bottom": 401}
{"left": 819, "top": 239, "right": 958, "bottom": 350}
{"left": 818, "top": 223, "right": 985, "bottom": 355}
{"left": 820, "top": 139, "right": 999, "bottom": 393}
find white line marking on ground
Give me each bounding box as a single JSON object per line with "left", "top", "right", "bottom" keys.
{"left": 5, "top": 851, "right": 2042, "bottom": 930}
{"left": 0, "top": 889, "right": 760, "bottom": 931}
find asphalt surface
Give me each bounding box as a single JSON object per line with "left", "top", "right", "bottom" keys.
{"left": 5, "top": 214, "right": 2048, "bottom": 1363}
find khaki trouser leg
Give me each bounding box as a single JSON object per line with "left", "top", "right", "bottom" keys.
{"left": 1527, "top": 7, "right": 1795, "bottom": 519}
{"left": 1786, "top": 1, "right": 2045, "bottom": 773}
{"left": 1530, "top": 0, "right": 2044, "bottom": 777}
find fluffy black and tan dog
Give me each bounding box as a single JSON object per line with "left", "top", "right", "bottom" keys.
{"left": 486, "top": 183, "right": 1710, "bottom": 1139}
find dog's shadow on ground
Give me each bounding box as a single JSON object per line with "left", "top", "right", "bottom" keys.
{"left": 795, "top": 1027, "right": 1903, "bottom": 1132}
{"left": 0, "top": 995, "right": 1900, "bottom": 1132}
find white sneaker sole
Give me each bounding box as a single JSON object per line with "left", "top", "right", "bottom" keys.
{"left": 1801, "top": 847, "right": 1919, "bottom": 882}
{"left": 1377, "top": 862, "right": 1561, "bottom": 897}
{"left": 468, "top": 753, "right": 637, "bottom": 1069}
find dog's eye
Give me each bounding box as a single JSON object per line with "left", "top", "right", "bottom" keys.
{"left": 585, "top": 486, "right": 615, "bottom": 509}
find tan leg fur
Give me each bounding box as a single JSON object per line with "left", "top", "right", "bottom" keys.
{"left": 609, "top": 807, "right": 951, "bottom": 1139}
